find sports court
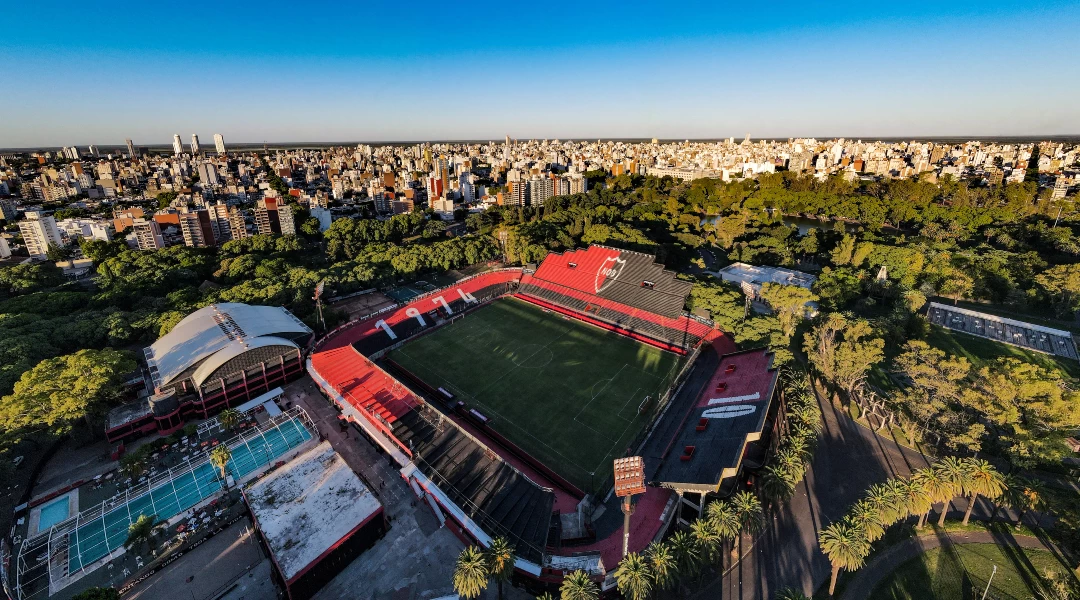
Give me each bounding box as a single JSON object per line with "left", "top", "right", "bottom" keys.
{"left": 64, "top": 416, "right": 311, "bottom": 573}
{"left": 389, "top": 297, "right": 683, "bottom": 492}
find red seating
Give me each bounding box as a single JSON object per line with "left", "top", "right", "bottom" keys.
{"left": 310, "top": 346, "right": 419, "bottom": 425}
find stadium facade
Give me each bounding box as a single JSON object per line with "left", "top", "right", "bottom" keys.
{"left": 106, "top": 303, "right": 313, "bottom": 442}
{"left": 308, "top": 245, "right": 781, "bottom": 593}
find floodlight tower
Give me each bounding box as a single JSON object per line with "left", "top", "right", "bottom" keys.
{"left": 613, "top": 456, "right": 646, "bottom": 559}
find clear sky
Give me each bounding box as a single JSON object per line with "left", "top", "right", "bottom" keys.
{"left": 2, "top": 0, "right": 1078, "bottom": 148}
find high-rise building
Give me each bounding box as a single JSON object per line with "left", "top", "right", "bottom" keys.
{"left": 197, "top": 162, "right": 220, "bottom": 186}
{"left": 206, "top": 203, "right": 233, "bottom": 242}
{"left": 190, "top": 134, "right": 201, "bottom": 156}
{"left": 89, "top": 145, "right": 100, "bottom": 157}
{"left": 527, "top": 176, "right": 554, "bottom": 207}
{"left": 255, "top": 198, "right": 296, "bottom": 236}
{"left": 125, "top": 138, "right": 136, "bottom": 158}
{"left": 178, "top": 210, "right": 217, "bottom": 247}
{"left": 214, "top": 133, "right": 225, "bottom": 155}
{"left": 0, "top": 199, "right": 18, "bottom": 222}
{"left": 18, "top": 211, "right": 64, "bottom": 260}
{"left": 132, "top": 218, "right": 165, "bottom": 250}
{"left": 172, "top": 134, "right": 184, "bottom": 156}
{"left": 228, "top": 207, "right": 249, "bottom": 240}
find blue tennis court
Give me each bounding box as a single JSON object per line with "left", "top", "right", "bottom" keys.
{"left": 67, "top": 417, "right": 311, "bottom": 573}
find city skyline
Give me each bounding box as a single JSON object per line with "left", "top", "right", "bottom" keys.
{"left": 2, "top": 0, "right": 1079, "bottom": 147}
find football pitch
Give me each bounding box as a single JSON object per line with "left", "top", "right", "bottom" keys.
{"left": 389, "top": 297, "right": 684, "bottom": 492}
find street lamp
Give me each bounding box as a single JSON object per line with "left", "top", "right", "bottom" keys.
{"left": 613, "top": 456, "right": 646, "bottom": 559}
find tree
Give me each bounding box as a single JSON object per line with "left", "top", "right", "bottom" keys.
{"left": 912, "top": 468, "right": 951, "bottom": 529}
{"left": 210, "top": 445, "right": 233, "bottom": 489}
{"left": 803, "top": 313, "right": 884, "bottom": 402}
{"left": 218, "top": 408, "right": 241, "bottom": 432}
{"left": 1035, "top": 264, "right": 1080, "bottom": 317}
{"left": 730, "top": 491, "right": 764, "bottom": 559}
{"left": 643, "top": 541, "right": 676, "bottom": 591}
{"left": 560, "top": 570, "right": 598, "bottom": 600}
{"left": 73, "top": 588, "right": 120, "bottom": 600}
{"left": 960, "top": 458, "right": 1005, "bottom": 526}
{"left": 847, "top": 499, "right": 886, "bottom": 543}
{"left": 668, "top": 530, "right": 700, "bottom": 580}
{"left": 46, "top": 243, "right": 71, "bottom": 262}
{"left": 124, "top": 514, "right": 163, "bottom": 553}
{"left": 819, "top": 519, "right": 871, "bottom": 596}
{"left": 486, "top": 536, "right": 515, "bottom": 600}
{"left": 0, "top": 349, "right": 136, "bottom": 434}
{"left": 933, "top": 456, "right": 968, "bottom": 526}
{"left": 613, "top": 552, "right": 652, "bottom": 600}
{"left": 452, "top": 545, "right": 489, "bottom": 599}
{"left": 776, "top": 589, "right": 811, "bottom": 600}
{"left": 970, "top": 358, "right": 1080, "bottom": 468}
{"left": 891, "top": 341, "right": 984, "bottom": 452}
{"left": 759, "top": 283, "right": 818, "bottom": 338}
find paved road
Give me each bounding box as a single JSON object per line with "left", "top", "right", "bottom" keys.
{"left": 692, "top": 379, "right": 934, "bottom": 599}
{"left": 840, "top": 530, "right": 1054, "bottom": 600}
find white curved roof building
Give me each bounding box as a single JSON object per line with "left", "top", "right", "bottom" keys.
{"left": 145, "top": 303, "right": 313, "bottom": 392}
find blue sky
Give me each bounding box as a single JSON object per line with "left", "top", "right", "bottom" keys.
{"left": 1, "top": 0, "right": 1078, "bottom": 147}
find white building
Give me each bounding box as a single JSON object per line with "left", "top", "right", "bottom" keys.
{"left": 310, "top": 206, "right": 333, "bottom": 232}
{"left": 0, "top": 236, "right": 11, "bottom": 259}
{"left": 190, "top": 134, "right": 201, "bottom": 155}
{"left": 172, "top": 134, "right": 184, "bottom": 156}
{"left": 131, "top": 218, "right": 165, "bottom": 250}
{"left": 214, "top": 133, "right": 225, "bottom": 155}
{"left": 57, "top": 218, "right": 112, "bottom": 242}
{"left": 18, "top": 211, "right": 64, "bottom": 260}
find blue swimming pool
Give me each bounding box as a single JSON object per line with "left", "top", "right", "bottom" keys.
{"left": 66, "top": 417, "right": 311, "bottom": 573}
{"left": 37, "top": 496, "right": 71, "bottom": 531}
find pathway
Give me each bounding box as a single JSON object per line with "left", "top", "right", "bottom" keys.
{"left": 840, "top": 530, "right": 1055, "bottom": 600}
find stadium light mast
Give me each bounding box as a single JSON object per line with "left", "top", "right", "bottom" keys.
{"left": 313, "top": 280, "right": 326, "bottom": 332}
{"left": 613, "top": 456, "right": 646, "bottom": 559}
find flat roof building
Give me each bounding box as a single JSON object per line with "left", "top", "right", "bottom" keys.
{"left": 245, "top": 441, "right": 386, "bottom": 600}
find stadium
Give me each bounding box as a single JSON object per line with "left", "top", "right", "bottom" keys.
{"left": 308, "top": 244, "right": 782, "bottom": 593}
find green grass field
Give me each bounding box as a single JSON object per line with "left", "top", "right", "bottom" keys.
{"left": 389, "top": 297, "right": 684, "bottom": 492}
{"left": 869, "top": 543, "right": 1072, "bottom": 600}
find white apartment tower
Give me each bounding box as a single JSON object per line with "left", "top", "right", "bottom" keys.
{"left": 190, "top": 134, "right": 201, "bottom": 155}
{"left": 214, "top": 133, "right": 225, "bottom": 155}
{"left": 125, "top": 138, "right": 136, "bottom": 158}
{"left": 18, "top": 211, "right": 64, "bottom": 260}
{"left": 172, "top": 134, "right": 184, "bottom": 156}
{"left": 131, "top": 218, "right": 165, "bottom": 250}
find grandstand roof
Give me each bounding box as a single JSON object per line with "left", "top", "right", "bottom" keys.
{"left": 246, "top": 441, "right": 382, "bottom": 583}
{"left": 145, "top": 303, "right": 313, "bottom": 390}
{"left": 652, "top": 348, "right": 777, "bottom": 493}
{"left": 533, "top": 245, "right": 692, "bottom": 318}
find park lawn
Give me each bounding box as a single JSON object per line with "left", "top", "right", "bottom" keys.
{"left": 870, "top": 543, "right": 1072, "bottom": 600}
{"left": 924, "top": 325, "right": 1080, "bottom": 380}
{"left": 389, "top": 297, "right": 684, "bottom": 492}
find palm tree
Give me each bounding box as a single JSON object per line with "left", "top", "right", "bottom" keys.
{"left": 705, "top": 500, "right": 739, "bottom": 566}
{"left": 775, "top": 588, "right": 812, "bottom": 600}
{"left": 689, "top": 518, "right": 721, "bottom": 566}
{"left": 560, "top": 570, "right": 598, "bottom": 600}
{"left": 669, "top": 530, "right": 700, "bottom": 581}
{"left": 900, "top": 476, "right": 932, "bottom": 528}
{"left": 613, "top": 552, "right": 652, "bottom": 600}
{"left": 761, "top": 464, "right": 797, "bottom": 508}
{"left": 536, "top": 594, "right": 556, "bottom": 600}
{"left": 644, "top": 541, "right": 676, "bottom": 591}
{"left": 913, "top": 467, "right": 951, "bottom": 529}
{"left": 934, "top": 457, "right": 969, "bottom": 526}
{"left": 218, "top": 408, "right": 242, "bottom": 431}
{"left": 864, "top": 481, "right": 902, "bottom": 526}
{"left": 960, "top": 458, "right": 1005, "bottom": 526}
{"left": 124, "top": 514, "right": 163, "bottom": 554}
{"left": 819, "top": 519, "right": 871, "bottom": 596}
{"left": 452, "top": 546, "right": 489, "bottom": 599}
{"left": 997, "top": 476, "right": 1043, "bottom": 528}
{"left": 210, "top": 445, "right": 233, "bottom": 490}
{"left": 730, "top": 491, "right": 764, "bottom": 560}
{"left": 847, "top": 499, "right": 885, "bottom": 544}
{"left": 486, "top": 536, "right": 515, "bottom": 600}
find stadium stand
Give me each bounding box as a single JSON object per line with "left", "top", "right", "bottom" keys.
{"left": 531, "top": 246, "right": 693, "bottom": 319}
{"left": 927, "top": 301, "right": 1080, "bottom": 360}
{"left": 309, "top": 345, "right": 554, "bottom": 563}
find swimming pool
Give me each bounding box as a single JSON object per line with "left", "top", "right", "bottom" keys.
{"left": 37, "top": 496, "right": 71, "bottom": 531}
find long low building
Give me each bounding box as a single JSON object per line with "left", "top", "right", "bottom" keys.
{"left": 927, "top": 301, "right": 1080, "bottom": 361}
{"left": 106, "top": 303, "right": 314, "bottom": 442}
